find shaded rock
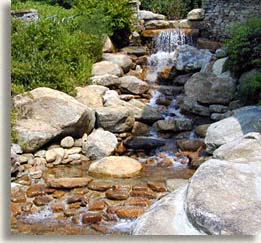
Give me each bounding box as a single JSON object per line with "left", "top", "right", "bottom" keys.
{"left": 138, "top": 10, "right": 165, "bottom": 20}
{"left": 95, "top": 107, "right": 135, "bottom": 133}
{"left": 124, "top": 136, "right": 165, "bottom": 150}
{"left": 90, "top": 75, "right": 120, "bottom": 87}
{"left": 215, "top": 48, "right": 227, "bottom": 58}
{"left": 195, "top": 124, "right": 210, "bottom": 138}
{"left": 176, "top": 45, "right": 212, "bottom": 72}
{"left": 205, "top": 106, "right": 261, "bottom": 153}
{"left": 75, "top": 85, "right": 108, "bottom": 108}
{"left": 88, "top": 156, "right": 142, "bottom": 178}
{"left": 119, "top": 76, "right": 149, "bottom": 95}
{"left": 209, "top": 105, "right": 229, "bottom": 113}
{"left": 60, "top": 136, "right": 74, "bottom": 148}
{"left": 13, "top": 87, "right": 95, "bottom": 152}
{"left": 197, "top": 38, "right": 222, "bottom": 53}
{"left": 82, "top": 128, "right": 117, "bottom": 160}
{"left": 213, "top": 132, "right": 261, "bottom": 166}
{"left": 185, "top": 72, "right": 236, "bottom": 105}
{"left": 173, "top": 73, "right": 193, "bottom": 86}
{"left": 177, "top": 139, "right": 205, "bottom": 152}
{"left": 131, "top": 121, "right": 150, "bottom": 136}
{"left": 186, "top": 159, "right": 261, "bottom": 235}
{"left": 187, "top": 8, "right": 205, "bottom": 20}
{"left": 102, "top": 53, "right": 132, "bottom": 73}
{"left": 153, "top": 117, "right": 193, "bottom": 132}
{"left": 210, "top": 112, "right": 231, "bottom": 121}
{"left": 178, "top": 96, "right": 210, "bottom": 117}
{"left": 132, "top": 186, "right": 203, "bottom": 235}
{"left": 91, "top": 61, "right": 123, "bottom": 77}
{"left": 212, "top": 57, "right": 228, "bottom": 76}
{"left": 47, "top": 177, "right": 92, "bottom": 188}
{"left": 121, "top": 46, "right": 148, "bottom": 56}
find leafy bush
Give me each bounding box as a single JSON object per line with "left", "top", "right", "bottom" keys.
{"left": 225, "top": 17, "right": 261, "bottom": 77}
{"left": 140, "top": 0, "right": 202, "bottom": 19}
{"left": 239, "top": 71, "right": 261, "bottom": 105}
{"left": 11, "top": 0, "right": 133, "bottom": 95}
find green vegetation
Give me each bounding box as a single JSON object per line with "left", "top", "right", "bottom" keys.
{"left": 225, "top": 17, "right": 261, "bottom": 76}
{"left": 11, "top": 0, "right": 133, "bottom": 95}
{"left": 140, "top": 0, "right": 202, "bottom": 19}
{"left": 239, "top": 71, "right": 261, "bottom": 105}
{"left": 225, "top": 17, "right": 261, "bottom": 105}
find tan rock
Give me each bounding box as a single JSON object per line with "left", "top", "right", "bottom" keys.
{"left": 47, "top": 177, "right": 92, "bottom": 188}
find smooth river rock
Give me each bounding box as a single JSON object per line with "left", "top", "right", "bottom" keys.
{"left": 186, "top": 159, "right": 261, "bottom": 235}
{"left": 91, "top": 61, "right": 123, "bottom": 77}
{"left": 13, "top": 87, "right": 95, "bottom": 152}
{"left": 88, "top": 156, "right": 143, "bottom": 178}
{"left": 119, "top": 76, "right": 149, "bottom": 95}
{"left": 102, "top": 53, "right": 132, "bottom": 73}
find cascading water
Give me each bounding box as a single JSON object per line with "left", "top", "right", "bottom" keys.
{"left": 146, "top": 29, "right": 193, "bottom": 83}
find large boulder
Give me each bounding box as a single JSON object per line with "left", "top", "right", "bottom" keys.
{"left": 75, "top": 85, "right": 108, "bottom": 108}
{"left": 82, "top": 128, "right": 117, "bottom": 160}
{"left": 13, "top": 87, "right": 95, "bottom": 153}
{"left": 119, "top": 76, "right": 149, "bottom": 95}
{"left": 132, "top": 186, "right": 204, "bottom": 235}
{"left": 137, "top": 10, "right": 165, "bottom": 20}
{"left": 205, "top": 106, "right": 261, "bottom": 153}
{"left": 185, "top": 72, "right": 236, "bottom": 105}
{"left": 95, "top": 106, "right": 135, "bottom": 133}
{"left": 102, "top": 53, "right": 132, "bottom": 73}
{"left": 213, "top": 132, "right": 261, "bottom": 166}
{"left": 175, "top": 45, "right": 212, "bottom": 72}
{"left": 91, "top": 61, "right": 123, "bottom": 77}
{"left": 88, "top": 156, "right": 142, "bottom": 178}
{"left": 186, "top": 159, "right": 261, "bottom": 235}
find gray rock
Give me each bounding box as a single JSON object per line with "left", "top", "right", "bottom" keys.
{"left": 76, "top": 85, "right": 108, "bottom": 108}
{"left": 144, "top": 20, "right": 170, "bottom": 29}
{"left": 132, "top": 186, "right": 204, "bottom": 235}
{"left": 210, "top": 112, "right": 231, "bottom": 121}
{"left": 82, "top": 128, "right": 117, "bottom": 160}
{"left": 213, "top": 132, "right": 261, "bottom": 166}
{"left": 215, "top": 48, "right": 227, "bottom": 58}
{"left": 46, "top": 147, "right": 65, "bottom": 164}
{"left": 205, "top": 106, "right": 261, "bottom": 153}
{"left": 176, "top": 45, "right": 213, "bottom": 72}
{"left": 185, "top": 72, "right": 236, "bottom": 105}
{"left": 212, "top": 57, "right": 228, "bottom": 76}
{"left": 137, "top": 10, "right": 165, "bottom": 20}
{"left": 95, "top": 106, "right": 135, "bottom": 133}
{"left": 119, "top": 76, "right": 149, "bottom": 95}
{"left": 102, "top": 53, "right": 132, "bottom": 73}
{"left": 195, "top": 124, "right": 210, "bottom": 138}
{"left": 91, "top": 61, "right": 123, "bottom": 77}
{"left": 187, "top": 8, "right": 205, "bottom": 20}
{"left": 90, "top": 74, "right": 120, "bottom": 87}
{"left": 153, "top": 117, "right": 193, "bottom": 132}
{"left": 123, "top": 136, "right": 165, "bottom": 150}
{"left": 186, "top": 159, "right": 261, "bottom": 235}
{"left": 209, "top": 105, "right": 229, "bottom": 113}
{"left": 120, "top": 46, "right": 148, "bottom": 56}
{"left": 179, "top": 96, "right": 210, "bottom": 117}
{"left": 13, "top": 87, "right": 95, "bottom": 153}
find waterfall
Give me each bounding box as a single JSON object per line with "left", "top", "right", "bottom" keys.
{"left": 146, "top": 29, "right": 192, "bottom": 83}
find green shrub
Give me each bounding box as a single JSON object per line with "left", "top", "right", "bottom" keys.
{"left": 140, "top": 0, "right": 202, "bottom": 19}
{"left": 239, "top": 71, "right": 261, "bottom": 105}
{"left": 225, "top": 17, "right": 261, "bottom": 77}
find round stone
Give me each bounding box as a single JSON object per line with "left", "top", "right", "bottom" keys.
{"left": 88, "top": 156, "right": 143, "bottom": 178}
{"left": 60, "top": 136, "right": 74, "bottom": 148}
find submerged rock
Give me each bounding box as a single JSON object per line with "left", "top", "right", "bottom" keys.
{"left": 13, "top": 87, "right": 95, "bottom": 153}
{"left": 88, "top": 156, "right": 143, "bottom": 178}
{"left": 124, "top": 136, "right": 165, "bottom": 150}
{"left": 47, "top": 177, "right": 92, "bottom": 188}
{"left": 153, "top": 117, "right": 193, "bottom": 132}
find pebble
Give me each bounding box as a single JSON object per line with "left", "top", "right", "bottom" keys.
{"left": 60, "top": 136, "right": 74, "bottom": 148}
{"left": 82, "top": 212, "right": 103, "bottom": 224}
{"left": 115, "top": 207, "right": 145, "bottom": 218}
{"left": 88, "top": 200, "right": 108, "bottom": 211}
{"left": 88, "top": 181, "right": 113, "bottom": 191}
{"left": 33, "top": 196, "right": 52, "bottom": 206}
{"left": 26, "top": 184, "right": 46, "bottom": 197}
